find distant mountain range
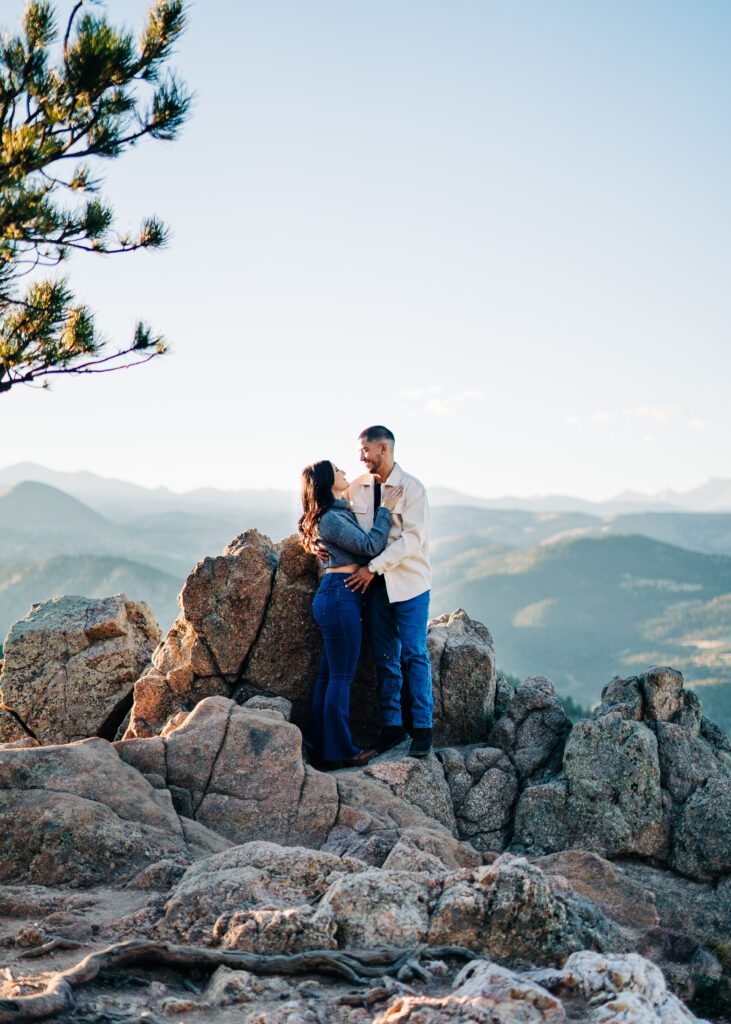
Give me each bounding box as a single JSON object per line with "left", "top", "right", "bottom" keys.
{"left": 1, "top": 467, "right": 730, "bottom": 733}
{"left": 2, "top": 462, "right": 731, "bottom": 517}
{"left": 429, "top": 507, "right": 731, "bottom": 558}
{"left": 429, "top": 478, "right": 731, "bottom": 514}
{"left": 431, "top": 533, "right": 731, "bottom": 694}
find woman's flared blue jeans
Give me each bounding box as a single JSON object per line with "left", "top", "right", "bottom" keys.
{"left": 310, "top": 573, "right": 364, "bottom": 761}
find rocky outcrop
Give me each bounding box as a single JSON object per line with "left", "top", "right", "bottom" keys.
{"left": 512, "top": 666, "right": 731, "bottom": 882}
{"left": 324, "top": 769, "right": 476, "bottom": 867}
{"left": 0, "top": 736, "right": 227, "bottom": 886}
{"left": 428, "top": 609, "right": 496, "bottom": 745}
{"left": 125, "top": 530, "right": 497, "bottom": 746}
{"left": 155, "top": 839, "right": 623, "bottom": 964}
{"left": 156, "top": 840, "right": 364, "bottom": 949}
{"left": 365, "top": 750, "right": 457, "bottom": 832}
{"left": 533, "top": 850, "right": 661, "bottom": 930}
{"left": 125, "top": 530, "right": 278, "bottom": 738}
{"left": 118, "top": 695, "right": 339, "bottom": 848}
{"left": 234, "top": 534, "right": 323, "bottom": 712}
{"left": 488, "top": 674, "right": 571, "bottom": 783}
{"left": 0, "top": 594, "right": 159, "bottom": 744}
{"left": 0, "top": 528, "right": 727, "bottom": 1024}
{"left": 435, "top": 676, "right": 569, "bottom": 853}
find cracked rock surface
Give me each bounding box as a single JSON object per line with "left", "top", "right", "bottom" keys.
{"left": 125, "top": 530, "right": 278, "bottom": 738}
{"left": 512, "top": 666, "right": 731, "bottom": 882}
{"left": 125, "top": 532, "right": 497, "bottom": 747}
{"left": 0, "top": 735, "right": 227, "bottom": 886}
{"left": 118, "top": 695, "right": 339, "bottom": 848}
{"left": 0, "top": 593, "right": 159, "bottom": 744}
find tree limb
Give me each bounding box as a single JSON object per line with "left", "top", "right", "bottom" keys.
{"left": 0, "top": 940, "right": 480, "bottom": 1023}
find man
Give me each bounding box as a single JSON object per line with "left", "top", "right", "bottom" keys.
{"left": 345, "top": 425, "right": 433, "bottom": 758}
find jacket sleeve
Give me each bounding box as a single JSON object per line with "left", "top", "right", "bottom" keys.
{"left": 318, "top": 506, "right": 392, "bottom": 557}
{"left": 368, "top": 483, "right": 428, "bottom": 574}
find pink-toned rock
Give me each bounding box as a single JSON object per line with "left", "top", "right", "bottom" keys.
{"left": 0, "top": 594, "right": 160, "bottom": 744}
{"left": 532, "top": 850, "right": 660, "bottom": 929}
{"left": 236, "top": 535, "right": 322, "bottom": 715}
{"left": 126, "top": 530, "right": 497, "bottom": 748}
{"left": 156, "top": 840, "right": 362, "bottom": 948}
{"left": 365, "top": 751, "right": 457, "bottom": 833}
{"left": 125, "top": 531, "right": 277, "bottom": 738}
{"left": 119, "top": 696, "right": 339, "bottom": 849}
{"left": 0, "top": 737, "right": 226, "bottom": 887}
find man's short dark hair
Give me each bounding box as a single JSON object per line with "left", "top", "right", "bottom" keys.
{"left": 359, "top": 425, "right": 395, "bottom": 445}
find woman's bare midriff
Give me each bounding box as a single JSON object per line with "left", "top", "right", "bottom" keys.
{"left": 324, "top": 564, "right": 358, "bottom": 573}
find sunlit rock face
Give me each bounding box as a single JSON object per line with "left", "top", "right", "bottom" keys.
{"left": 0, "top": 593, "right": 160, "bottom": 744}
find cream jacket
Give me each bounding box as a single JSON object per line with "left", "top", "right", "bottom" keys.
{"left": 346, "top": 463, "right": 431, "bottom": 603}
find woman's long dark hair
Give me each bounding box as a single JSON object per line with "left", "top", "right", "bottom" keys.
{"left": 298, "top": 460, "right": 335, "bottom": 553}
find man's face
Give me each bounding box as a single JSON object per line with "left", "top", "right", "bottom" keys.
{"left": 359, "top": 438, "right": 386, "bottom": 474}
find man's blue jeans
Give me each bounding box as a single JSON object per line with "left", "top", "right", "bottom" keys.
{"left": 365, "top": 581, "right": 433, "bottom": 729}
{"left": 310, "top": 573, "right": 364, "bottom": 761}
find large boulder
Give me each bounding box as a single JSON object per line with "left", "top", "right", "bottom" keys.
{"left": 364, "top": 750, "right": 457, "bottom": 833}
{"left": 428, "top": 609, "right": 496, "bottom": 745}
{"left": 118, "top": 696, "right": 339, "bottom": 849}
{"left": 434, "top": 676, "right": 568, "bottom": 855}
{"left": 234, "top": 535, "right": 323, "bottom": 717}
{"left": 532, "top": 850, "right": 660, "bottom": 930}
{"left": 512, "top": 666, "right": 731, "bottom": 882}
{"left": 325, "top": 770, "right": 467, "bottom": 866}
{"left": 125, "top": 531, "right": 278, "bottom": 738}
{"left": 563, "top": 712, "right": 668, "bottom": 860}
{"left": 427, "top": 854, "right": 626, "bottom": 965}
{"left": 0, "top": 737, "right": 227, "bottom": 887}
{"left": 0, "top": 594, "right": 160, "bottom": 744}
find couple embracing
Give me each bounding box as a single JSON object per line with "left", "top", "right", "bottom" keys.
{"left": 298, "top": 425, "right": 432, "bottom": 769}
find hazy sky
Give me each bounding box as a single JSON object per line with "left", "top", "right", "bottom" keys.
{"left": 3, "top": 0, "right": 729, "bottom": 499}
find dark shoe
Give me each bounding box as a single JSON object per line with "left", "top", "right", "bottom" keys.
{"left": 343, "top": 748, "right": 378, "bottom": 768}
{"left": 408, "top": 728, "right": 433, "bottom": 758}
{"left": 376, "top": 725, "right": 408, "bottom": 753}
{"left": 309, "top": 756, "right": 343, "bottom": 771}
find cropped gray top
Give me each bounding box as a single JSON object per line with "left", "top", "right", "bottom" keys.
{"left": 317, "top": 499, "right": 391, "bottom": 569}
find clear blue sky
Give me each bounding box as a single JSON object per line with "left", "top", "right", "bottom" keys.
{"left": 3, "top": 0, "right": 730, "bottom": 498}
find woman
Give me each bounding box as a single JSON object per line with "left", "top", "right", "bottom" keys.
{"left": 299, "top": 460, "right": 402, "bottom": 769}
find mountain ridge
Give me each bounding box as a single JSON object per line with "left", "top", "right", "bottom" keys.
{"left": 2, "top": 462, "right": 731, "bottom": 515}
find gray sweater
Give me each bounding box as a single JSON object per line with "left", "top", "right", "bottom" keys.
{"left": 317, "top": 499, "right": 391, "bottom": 569}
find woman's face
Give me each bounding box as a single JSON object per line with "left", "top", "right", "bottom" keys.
{"left": 331, "top": 464, "right": 349, "bottom": 495}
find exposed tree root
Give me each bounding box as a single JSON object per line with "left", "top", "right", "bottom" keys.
{"left": 18, "top": 939, "right": 84, "bottom": 960}
{"left": 0, "top": 939, "right": 480, "bottom": 1022}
